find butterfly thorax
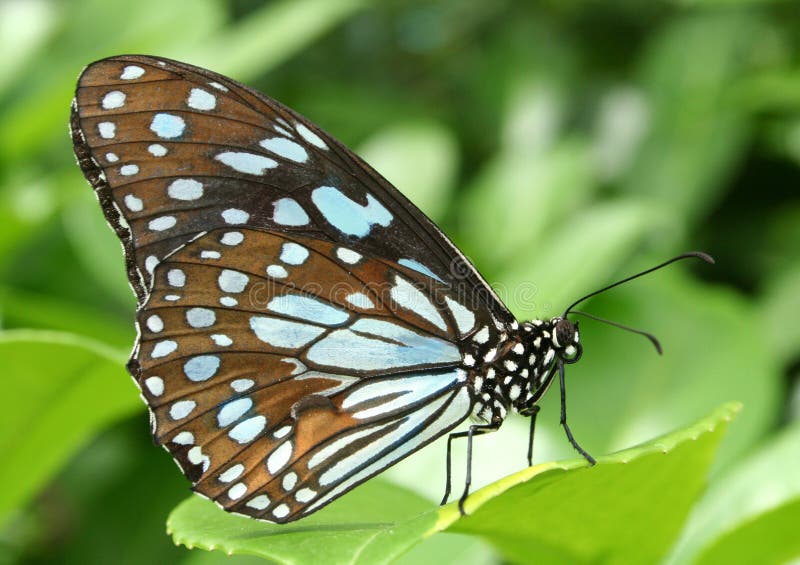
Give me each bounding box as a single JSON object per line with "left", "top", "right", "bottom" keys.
{"left": 466, "top": 318, "right": 581, "bottom": 425}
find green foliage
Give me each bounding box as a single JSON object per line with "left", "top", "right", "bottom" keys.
{"left": 1, "top": 0, "right": 798, "bottom": 562}
{"left": 167, "top": 403, "right": 738, "bottom": 564}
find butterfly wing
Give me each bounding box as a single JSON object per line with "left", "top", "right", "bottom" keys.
{"left": 71, "top": 54, "right": 510, "bottom": 322}
{"left": 138, "top": 228, "right": 474, "bottom": 521}
{"left": 71, "top": 55, "right": 509, "bottom": 521}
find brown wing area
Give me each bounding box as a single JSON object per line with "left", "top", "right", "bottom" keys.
{"left": 71, "top": 55, "right": 512, "bottom": 324}
{"left": 134, "top": 228, "right": 475, "bottom": 521}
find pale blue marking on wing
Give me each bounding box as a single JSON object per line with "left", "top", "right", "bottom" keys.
{"left": 279, "top": 242, "right": 309, "bottom": 265}
{"left": 267, "top": 295, "right": 349, "bottom": 326}
{"left": 150, "top": 113, "right": 185, "bottom": 138}
{"left": 398, "top": 258, "right": 444, "bottom": 283}
{"left": 250, "top": 316, "right": 326, "bottom": 348}
{"left": 306, "top": 318, "right": 459, "bottom": 371}
{"left": 183, "top": 355, "right": 220, "bottom": 382}
{"left": 341, "top": 369, "right": 461, "bottom": 419}
{"left": 272, "top": 197, "right": 310, "bottom": 226}
{"left": 311, "top": 186, "right": 392, "bottom": 237}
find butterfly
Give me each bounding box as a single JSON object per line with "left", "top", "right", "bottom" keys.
{"left": 70, "top": 55, "right": 711, "bottom": 523}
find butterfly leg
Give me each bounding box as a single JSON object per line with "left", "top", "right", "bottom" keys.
{"left": 526, "top": 405, "right": 540, "bottom": 467}
{"left": 439, "top": 423, "right": 501, "bottom": 513}
{"left": 558, "top": 361, "right": 596, "bottom": 465}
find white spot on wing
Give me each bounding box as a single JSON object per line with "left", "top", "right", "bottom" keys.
{"left": 98, "top": 122, "right": 115, "bottom": 139}
{"left": 187, "top": 88, "right": 216, "bottom": 111}
{"left": 218, "top": 269, "right": 248, "bottom": 293}
{"left": 221, "top": 208, "right": 249, "bottom": 225}
{"left": 144, "top": 376, "right": 164, "bottom": 395}
{"left": 168, "top": 179, "right": 203, "bottom": 201}
{"left": 229, "top": 415, "right": 267, "bottom": 444}
{"left": 260, "top": 137, "right": 308, "bottom": 163}
{"left": 390, "top": 275, "right": 446, "bottom": 331}
{"left": 296, "top": 123, "right": 328, "bottom": 149}
{"left": 102, "top": 91, "right": 126, "bottom": 109}
{"left": 267, "top": 441, "right": 293, "bottom": 474}
{"left": 215, "top": 152, "right": 277, "bottom": 174}
{"left": 250, "top": 317, "right": 325, "bottom": 348}
{"left": 120, "top": 65, "right": 145, "bottom": 79}
{"left": 148, "top": 216, "right": 176, "bottom": 231}
{"left": 273, "top": 198, "right": 309, "bottom": 226}
{"left": 124, "top": 194, "right": 143, "bottom": 212}
{"left": 150, "top": 113, "right": 185, "bottom": 138}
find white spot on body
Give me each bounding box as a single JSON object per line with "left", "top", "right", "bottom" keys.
{"left": 505, "top": 360, "right": 518, "bottom": 372}
{"left": 102, "top": 90, "right": 126, "bottom": 109}
{"left": 187, "top": 88, "right": 216, "bottom": 111}
{"left": 120, "top": 65, "right": 145, "bottom": 79}
{"left": 215, "top": 152, "right": 277, "bottom": 174}
{"left": 167, "top": 179, "right": 203, "bottom": 201}
{"left": 513, "top": 343, "right": 525, "bottom": 354}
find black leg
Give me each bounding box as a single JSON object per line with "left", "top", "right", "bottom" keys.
{"left": 440, "top": 423, "right": 499, "bottom": 513}
{"left": 558, "top": 361, "right": 596, "bottom": 465}
{"left": 526, "top": 405, "right": 540, "bottom": 467}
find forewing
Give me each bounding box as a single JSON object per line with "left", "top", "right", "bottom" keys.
{"left": 70, "top": 54, "right": 510, "bottom": 323}
{"left": 137, "top": 228, "right": 476, "bottom": 521}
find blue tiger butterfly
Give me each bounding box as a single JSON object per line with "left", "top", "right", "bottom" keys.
{"left": 70, "top": 55, "right": 712, "bottom": 522}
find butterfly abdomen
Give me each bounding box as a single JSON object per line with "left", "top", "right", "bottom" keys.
{"left": 467, "top": 320, "right": 558, "bottom": 424}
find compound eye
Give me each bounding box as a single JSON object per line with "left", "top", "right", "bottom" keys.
{"left": 554, "top": 319, "right": 576, "bottom": 348}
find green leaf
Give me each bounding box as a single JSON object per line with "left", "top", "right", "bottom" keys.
{"left": 167, "top": 403, "right": 738, "bottom": 564}
{"left": 444, "top": 403, "right": 740, "bottom": 564}
{"left": 666, "top": 418, "right": 800, "bottom": 564}
{"left": 621, "top": 12, "right": 755, "bottom": 224}
{"left": 695, "top": 498, "right": 800, "bottom": 565}
{"left": 168, "top": 479, "right": 439, "bottom": 565}
{"left": 0, "top": 330, "right": 140, "bottom": 522}
{"left": 176, "top": 0, "right": 369, "bottom": 81}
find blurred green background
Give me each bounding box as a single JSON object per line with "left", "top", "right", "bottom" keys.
{"left": 1, "top": 0, "right": 799, "bottom": 563}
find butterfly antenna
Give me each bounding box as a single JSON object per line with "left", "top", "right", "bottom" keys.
{"left": 563, "top": 251, "right": 714, "bottom": 317}
{"left": 569, "top": 310, "right": 662, "bottom": 354}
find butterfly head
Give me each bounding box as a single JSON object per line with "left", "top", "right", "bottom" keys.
{"left": 550, "top": 317, "right": 582, "bottom": 364}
